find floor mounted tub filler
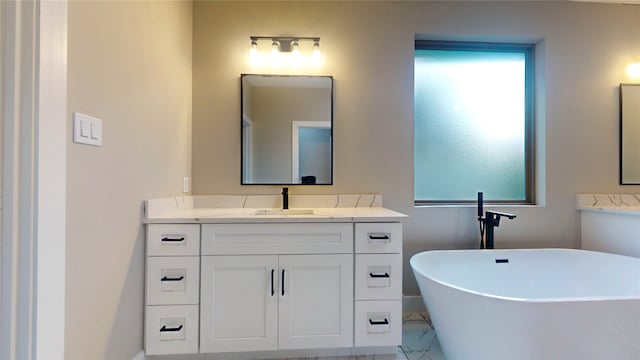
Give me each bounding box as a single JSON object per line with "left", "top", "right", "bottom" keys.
{"left": 410, "top": 249, "right": 640, "bottom": 360}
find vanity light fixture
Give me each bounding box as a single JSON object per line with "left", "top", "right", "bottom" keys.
{"left": 249, "top": 36, "right": 322, "bottom": 66}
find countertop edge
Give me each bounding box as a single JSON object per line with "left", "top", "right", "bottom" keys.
{"left": 143, "top": 215, "right": 409, "bottom": 224}
{"left": 577, "top": 206, "right": 640, "bottom": 216}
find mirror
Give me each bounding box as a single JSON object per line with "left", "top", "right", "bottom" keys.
{"left": 241, "top": 74, "right": 333, "bottom": 185}
{"left": 620, "top": 84, "right": 640, "bottom": 185}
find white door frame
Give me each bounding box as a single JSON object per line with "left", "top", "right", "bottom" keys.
{"left": 1, "top": 0, "right": 67, "bottom": 358}
{"left": 242, "top": 115, "right": 253, "bottom": 183}
{"left": 291, "top": 121, "right": 330, "bottom": 183}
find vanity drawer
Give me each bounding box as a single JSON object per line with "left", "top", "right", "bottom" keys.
{"left": 355, "top": 254, "right": 402, "bottom": 300}
{"left": 147, "top": 224, "right": 200, "bottom": 256}
{"left": 355, "top": 223, "right": 402, "bottom": 254}
{"left": 354, "top": 300, "right": 402, "bottom": 347}
{"left": 145, "top": 304, "right": 199, "bottom": 355}
{"left": 201, "top": 223, "right": 353, "bottom": 255}
{"left": 146, "top": 256, "right": 200, "bottom": 305}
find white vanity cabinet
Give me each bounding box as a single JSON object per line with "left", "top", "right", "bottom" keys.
{"left": 277, "top": 254, "right": 353, "bottom": 350}
{"left": 353, "top": 223, "right": 403, "bottom": 347}
{"left": 145, "top": 224, "right": 201, "bottom": 355}
{"left": 142, "top": 196, "right": 408, "bottom": 358}
{"left": 199, "top": 223, "right": 354, "bottom": 353}
{"left": 200, "top": 255, "right": 278, "bottom": 352}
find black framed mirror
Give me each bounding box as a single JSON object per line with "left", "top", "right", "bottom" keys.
{"left": 620, "top": 83, "right": 640, "bottom": 185}
{"left": 241, "top": 74, "right": 333, "bottom": 185}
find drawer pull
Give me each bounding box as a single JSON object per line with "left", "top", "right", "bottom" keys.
{"left": 368, "top": 233, "right": 391, "bottom": 243}
{"left": 160, "top": 325, "right": 183, "bottom": 332}
{"left": 369, "top": 319, "right": 389, "bottom": 325}
{"left": 161, "top": 236, "right": 185, "bottom": 242}
{"left": 369, "top": 272, "right": 390, "bottom": 278}
{"left": 160, "top": 276, "right": 184, "bottom": 282}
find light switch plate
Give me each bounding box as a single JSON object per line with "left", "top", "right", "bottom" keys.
{"left": 73, "top": 112, "right": 102, "bottom": 146}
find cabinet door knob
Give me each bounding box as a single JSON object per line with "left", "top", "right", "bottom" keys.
{"left": 161, "top": 276, "right": 184, "bottom": 282}
{"left": 160, "top": 325, "right": 183, "bottom": 332}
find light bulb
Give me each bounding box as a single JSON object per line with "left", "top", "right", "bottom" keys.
{"left": 291, "top": 40, "right": 303, "bottom": 66}
{"left": 627, "top": 60, "right": 640, "bottom": 79}
{"left": 249, "top": 39, "right": 260, "bottom": 65}
{"left": 310, "top": 40, "right": 322, "bottom": 66}
{"left": 270, "top": 40, "right": 280, "bottom": 65}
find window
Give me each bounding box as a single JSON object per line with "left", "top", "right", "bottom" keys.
{"left": 414, "top": 40, "right": 534, "bottom": 205}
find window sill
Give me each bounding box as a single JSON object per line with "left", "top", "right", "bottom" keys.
{"left": 414, "top": 203, "right": 541, "bottom": 209}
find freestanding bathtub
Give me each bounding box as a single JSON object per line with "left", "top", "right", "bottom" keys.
{"left": 410, "top": 249, "right": 640, "bottom": 360}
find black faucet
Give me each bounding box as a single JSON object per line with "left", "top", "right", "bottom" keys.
{"left": 477, "top": 192, "right": 516, "bottom": 249}
{"left": 282, "top": 187, "right": 289, "bottom": 210}
{"left": 482, "top": 211, "right": 516, "bottom": 249}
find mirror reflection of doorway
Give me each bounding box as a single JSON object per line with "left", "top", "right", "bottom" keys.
{"left": 242, "top": 116, "right": 253, "bottom": 183}
{"left": 292, "top": 121, "right": 331, "bottom": 184}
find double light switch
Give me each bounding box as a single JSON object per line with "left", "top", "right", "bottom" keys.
{"left": 73, "top": 112, "right": 102, "bottom": 146}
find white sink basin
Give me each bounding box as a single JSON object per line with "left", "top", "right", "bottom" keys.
{"left": 254, "top": 209, "right": 315, "bottom": 216}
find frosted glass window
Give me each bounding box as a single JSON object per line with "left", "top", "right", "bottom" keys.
{"left": 414, "top": 42, "right": 534, "bottom": 203}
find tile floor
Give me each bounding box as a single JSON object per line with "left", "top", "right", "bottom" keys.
{"left": 282, "top": 312, "right": 446, "bottom": 360}
{"left": 399, "top": 312, "right": 445, "bottom": 360}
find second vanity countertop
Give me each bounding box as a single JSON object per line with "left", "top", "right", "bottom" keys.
{"left": 144, "top": 195, "right": 409, "bottom": 224}
{"left": 576, "top": 193, "right": 640, "bottom": 217}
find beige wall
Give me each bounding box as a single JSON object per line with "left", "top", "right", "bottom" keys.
{"left": 64, "top": 1, "right": 640, "bottom": 358}
{"left": 66, "top": 1, "right": 192, "bottom": 359}
{"left": 192, "top": 1, "right": 640, "bottom": 296}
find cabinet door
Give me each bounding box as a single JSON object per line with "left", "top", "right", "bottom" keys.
{"left": 200, "top": 255, "right": 278, "bottom": 353}
{"left": 278, "top": 254, "right": 353, "bottom": 350}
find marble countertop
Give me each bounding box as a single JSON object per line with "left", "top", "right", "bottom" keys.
{"left": 143, "top": 195, "right": 409, "bottom": 224}
{"left": 576, "top": 194, "right": 640, "bottom": 216}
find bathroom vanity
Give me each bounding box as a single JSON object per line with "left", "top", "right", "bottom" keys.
{"left": 143, "top": 195, "right": 407, "bottom": 358}
{"left": 577, "top": 193, "right": 640, "bottom": 258}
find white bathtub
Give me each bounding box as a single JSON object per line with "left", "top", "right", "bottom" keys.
{"left": 410, "top": 249, "right": 640, "bottom": 360}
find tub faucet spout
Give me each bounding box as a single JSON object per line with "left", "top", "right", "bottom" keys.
{"left": 482, "top": 211, "right": 517, "bottom": 249}
{"left": 477, "top": 192, "right": 516, "bottom": 249}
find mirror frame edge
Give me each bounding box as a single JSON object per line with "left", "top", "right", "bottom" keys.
{"left": 619, "top": 83, "right": 640, "bottom": 185}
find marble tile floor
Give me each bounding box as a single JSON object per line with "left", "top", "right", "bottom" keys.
{"left": 280, "top": 313, "right": 446, "bottom": 360}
